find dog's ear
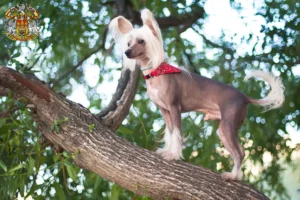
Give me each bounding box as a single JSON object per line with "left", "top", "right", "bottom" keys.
{"left": 109, "top": 16, "right": 136, "bottom": 71}
{"left": 141, "top": 9, "right": 161, "bottom": 38}
{"left": 109, "top": 16, "right": 133, "bottom": 39}
{"left": 117, "top": 16, "right": 133, "bottom": 34}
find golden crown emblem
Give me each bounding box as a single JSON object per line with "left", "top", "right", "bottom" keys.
{"left": 4, "top": 4, "right": 40, "bottom": 41}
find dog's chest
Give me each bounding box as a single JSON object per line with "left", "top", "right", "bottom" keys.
{"left": 146, "top": 86, "right": 168, "bottom": 109}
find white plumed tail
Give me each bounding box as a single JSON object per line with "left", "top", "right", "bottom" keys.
{"left": 244, "top": 70, "right": 285, "bottom": 111}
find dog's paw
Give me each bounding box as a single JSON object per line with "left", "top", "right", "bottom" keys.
{"left": 221, "top": 171, "right": 242, "bottom": 181}
{"left": 156, "top": 148, "right": 182, "bottom": 161}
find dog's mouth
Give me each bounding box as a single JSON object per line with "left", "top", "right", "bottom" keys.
{"left": 127, "top": 53, "right": 143, "bottom": 59}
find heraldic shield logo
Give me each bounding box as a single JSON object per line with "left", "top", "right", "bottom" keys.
{"left": 4, "top": 4, "right": 40, "bottom": 41}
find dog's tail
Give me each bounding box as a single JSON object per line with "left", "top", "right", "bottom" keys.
{"left": 244, "top": 70, "right": 285, "bottom": 111}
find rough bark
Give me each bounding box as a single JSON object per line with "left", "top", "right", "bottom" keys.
{"left": 97, "top": 65, "right": 140, "bottom": 131}
{"left": 0, "top": 66, "right": 269, "bottom": 200}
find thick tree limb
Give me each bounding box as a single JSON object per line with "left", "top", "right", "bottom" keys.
{"left": 0, "top": 86, "right": 10, "bottom": 97}
{"left": 125, "top": 7, "right": 205, "bottom": 30}
{"left": 0, "top": 65, "right": 269, "bottom": 199}
{"left": 134, "top": 10, "right": 205, "bottom": 30}
{"left": 97, "top": 65, "right": 140, "bottom": 131}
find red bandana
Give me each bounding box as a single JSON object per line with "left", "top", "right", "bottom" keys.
{"left": 143, "top": 62, "right": 181, "bottom": 80}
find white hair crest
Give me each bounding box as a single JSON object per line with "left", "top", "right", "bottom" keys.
{"left": 109, "top": 9, "right": 165, "bottom": 70}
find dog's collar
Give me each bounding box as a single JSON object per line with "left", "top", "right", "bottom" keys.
{"left": 141, "top": 65, "right": 153, "bottom": 71}
{"left": 143, "top": 62, "right": 181, "bottom": 80}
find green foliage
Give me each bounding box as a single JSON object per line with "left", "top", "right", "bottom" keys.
{"left": 50, "top": 117, "right": 69, "bottom": 133}
{"left": 89, "top": 124, "right": 95, "bottom": 133}
{"left": 0, "top": 0, "right": 299, "bottom": 199}
{"left": 0, "top": 96, "right": 41, "bottom": 199}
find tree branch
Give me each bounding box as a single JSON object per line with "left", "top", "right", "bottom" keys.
{"left": 0, "top": 86, "right": 10, "bottom": 97}
{"left": 191, "top": 26, "right": 299, "bottom": 67}
{"left": 156, "top": 9, "right": 205, "bottom": 29}
{"left": 193, "top": 29, "right": 235, "bottom": 54}
{"left": 0, "top": 65, "right": 269, "bottom": 199}
{"left": 97, "top": 65, "right": 140, "bottom": 131}
{"left": 114, "top": 0, "right": 205, "bottom": 30}
{"left": 49, "top": 27, "right": 109, "bottom": 87}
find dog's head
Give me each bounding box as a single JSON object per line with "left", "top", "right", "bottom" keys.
{"left": 109, "top": 9, "right": 165, "bottom": 70}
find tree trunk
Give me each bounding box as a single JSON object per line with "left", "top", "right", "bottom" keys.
{"left": 0, "top": 66, "right": 269, "bottom": 200}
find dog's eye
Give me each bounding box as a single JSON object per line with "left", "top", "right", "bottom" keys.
{"left": 138, "top": 39, "right": 144, "bottom": 44}
{"left": 127, "top": 42, "right": 130, "bottom": 47}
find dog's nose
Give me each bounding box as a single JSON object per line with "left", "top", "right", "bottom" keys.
{"left": 125, "top": 49, "right": 132, "bottom": 58}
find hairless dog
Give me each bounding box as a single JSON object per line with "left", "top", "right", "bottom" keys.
{"left": 109, "top": 9, "right": 285, "bottom": 180}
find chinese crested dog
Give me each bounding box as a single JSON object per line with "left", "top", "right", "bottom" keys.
{"left": 109, "top": 9, "right": 284, "bottom": 180}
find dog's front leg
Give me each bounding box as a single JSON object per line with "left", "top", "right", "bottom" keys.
{"left": 156, "top": 107, "right": 183, "bottom": 160}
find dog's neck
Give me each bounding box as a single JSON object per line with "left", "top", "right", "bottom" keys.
{"left": 140, "top": 65, "right": 152, "bottom": 70}
{"left": 138, "top": 59, "right": 154, "bottom": 75}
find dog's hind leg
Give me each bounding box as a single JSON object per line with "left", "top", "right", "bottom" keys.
{"left": 217, "top": 103, "right": 247, "bottom": 181}
{"left": 218, "top": 121, "right": 245, "bottom": 180}
{"left": 156, "top": 107, "right": 183, "bottom": 160}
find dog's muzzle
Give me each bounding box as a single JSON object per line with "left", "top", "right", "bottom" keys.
{"left": 125, "top": 50, "right": 132, "bottom": 58}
